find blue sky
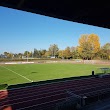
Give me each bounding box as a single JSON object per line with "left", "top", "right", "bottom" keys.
{"left": 0, "top": 6, "right": 110, "bottom": 54}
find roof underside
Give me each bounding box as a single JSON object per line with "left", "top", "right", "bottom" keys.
{"left": 0, "top": 0, "right": 110, "bottom": 29}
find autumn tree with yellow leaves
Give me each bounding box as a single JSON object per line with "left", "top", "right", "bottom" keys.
{"left": 78, "top": 34, "right": 100, "bottom": 60}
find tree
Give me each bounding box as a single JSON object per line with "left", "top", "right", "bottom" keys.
{"left": 18, "top": 53, "right": 23, "bottom": 59}
{"left": 70, "top": 46, "right": 78, "bottom": 59}
{"left": 88, "top": 34, "right": 100, "bottom": 54}
{"left": 101, "top": 43, "right": 110, "bottom": 60}
{"left": 40, "top": 49, "right": 47, "bottom": 58}
{"left": 63, "top": 47, "right": 72, "bottom": 59}
{"left": 3, "top": 52, "right": 13, "bottom": 59}
{"left": 58, "top": 50, "right": 64, "bottom": 59}
{"left": 28, "top": 51, "right": 33, "bottom": 57}
{"left": 24, "top": 51, "right": 30, "bottom": 57}
{"left": 7, "top": 53, "right": 13, "bottom": 59}
{"left": 44, "top": 51, "right": 51, "bottom": 58}
{"left": 4, "top": 52, "right": 9, "bottom": 57}
{"left": 48, "top": 44, "right": 59, "bottom": 57}
{"left": 78, "top": 34, "right": 100, "bottom": 60}
{"left": 103, "top": 43, "right": 110, "bottom": 50}
{"left": 33, "top": 49, "right": 40, "bottom": 58}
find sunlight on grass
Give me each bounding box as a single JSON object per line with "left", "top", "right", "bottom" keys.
{"left": 0, "top": 63, "right": 110, "bottom": 85}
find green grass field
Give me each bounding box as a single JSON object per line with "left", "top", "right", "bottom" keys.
{"left": 0, "top": 63, "right": 110, "bottom": 85}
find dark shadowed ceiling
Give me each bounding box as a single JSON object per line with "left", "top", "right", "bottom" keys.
{"left": 0, "top": 0, "right": 110, "bottom": 29}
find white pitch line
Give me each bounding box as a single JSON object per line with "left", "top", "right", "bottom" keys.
{"left": 0, "top": 65, "right": 33, "bottom": 82}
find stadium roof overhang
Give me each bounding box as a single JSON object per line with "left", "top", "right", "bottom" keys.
{"left": 0, "top": 0, "right": 110, "bottom": 29}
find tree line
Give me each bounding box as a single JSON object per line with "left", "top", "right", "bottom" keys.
{"left": 1, "top": 34, "right": 110, "bottom": 60}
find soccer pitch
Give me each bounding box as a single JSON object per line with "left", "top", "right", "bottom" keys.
{"left": 0, "top": 63, "right": 110, "bottom": 85}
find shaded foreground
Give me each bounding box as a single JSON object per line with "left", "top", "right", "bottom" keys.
{"left": 1, "top": 74, "right": 110, "bottom": 110}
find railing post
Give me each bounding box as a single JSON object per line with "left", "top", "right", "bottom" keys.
{"left": 92, "top": 71, "right": 94, "bottom": 76}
